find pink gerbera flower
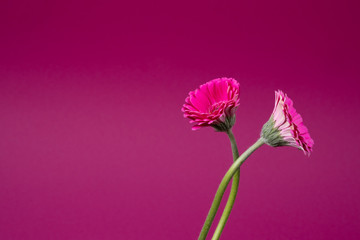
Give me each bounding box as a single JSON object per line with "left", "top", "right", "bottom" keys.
{"left": 182, "top": 78, "right": 240, "bottom": 132}
{"left": 261, "top": 90, "right": 314, "bottom": 155}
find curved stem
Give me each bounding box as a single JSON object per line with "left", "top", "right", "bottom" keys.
{"left": 198, "top": 130, "right": 239, "bottom": 240}
{"left": 210, "top": 130, "right": 240, "bottom": 239}
{"left": 198, "top": 138, "right": 264, "bottom": 240}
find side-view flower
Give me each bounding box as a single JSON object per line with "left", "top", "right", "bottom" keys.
{"left": 261, "top": 90, "right": 314, "bottom": 155}
{"left": 182, "top": 77, "right": 240, "bottom": 132}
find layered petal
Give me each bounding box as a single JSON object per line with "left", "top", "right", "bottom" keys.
{"left": 182, "top": 78, "right": 240, "bottom": 131}
{"left": 261, "top": 90, "right": 314, "bottom": 155}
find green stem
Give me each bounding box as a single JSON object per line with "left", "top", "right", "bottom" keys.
{"left": 210, "top": 130, "right": 240, "bottom": 239}
{"left": 198, "top": 130, "right": 239, "bottom": 240}
{"left": 198, "top": 138, "right": 264, "bottom": 240}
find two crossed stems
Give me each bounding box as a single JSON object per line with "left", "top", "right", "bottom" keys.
{"left": 198, "top": 132, "right": 265, "bottom": 240}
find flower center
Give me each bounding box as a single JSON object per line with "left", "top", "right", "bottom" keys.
{"left": 209, "top": 101, "right": 226, "bottom": 113}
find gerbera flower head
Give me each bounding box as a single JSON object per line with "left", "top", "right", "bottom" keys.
{"left": 261, "top": 90, "right": 314, "bottom": 155}
{"left": 182, "top": 78, "right": 240, "bottom": 132}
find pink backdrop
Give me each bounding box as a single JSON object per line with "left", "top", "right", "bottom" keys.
{"left": 1, "top": 0, "right": 359, "bottom": 239}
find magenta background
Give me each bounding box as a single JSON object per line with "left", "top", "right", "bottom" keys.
{"left": 1, "top": 0, "right": 360, "bottom": 239}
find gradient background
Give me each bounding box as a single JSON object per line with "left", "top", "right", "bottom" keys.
{"left": 1, "top": 0, "right": 360, "bottom": 239}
